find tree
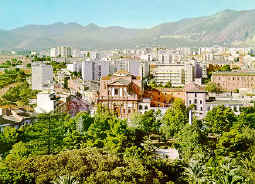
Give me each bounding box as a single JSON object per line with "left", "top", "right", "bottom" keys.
{"left": 205, "top": 82, "right": 221, "bottom": 93}
{"left": 219, "top": 65, "right": 231, "bottom": 72}
{"left": 148, "top": 79, "right": 158, "bottom": 89}
{"left": 18, "top": 113, "right": 68, "bottom": 156}
{"left": 52, "top": 175, "right": 78, "bottom": 184}
{"left": 215, "top": 127, "right": 255, "bottom": 158}
{"left": 205, "top": 158, "right": 248, "bottom": 184}
{"left": 164, "top": 81, "right": 172, "bottom": 88}
{"left": 160, "top": 99, "right": 188, "bottom": 139}
{"left": 131, "top": 110, "right": 161, "bottom": 135}
{"left": 85, "top": 109, "right": 129, "bottom": 153}
{"left": 174, "top": 120, "right": 207, "bottom": 161}
{"left": 2, "top": 148, "right": 179, "bottom": 183}
{"left": 0, "top": 127, "right": 20, "bottom": 156}
{"left": 204, "top": 105, "right": 236, "bottom": 134}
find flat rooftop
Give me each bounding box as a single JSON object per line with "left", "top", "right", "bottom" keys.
{"left": 206, "top": 100, "right": 243, "bottom": 105}
{"left": 213, "top": 71, "right": 255, "bottom": 76}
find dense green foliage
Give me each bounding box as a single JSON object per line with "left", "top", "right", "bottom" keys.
{"left": 0, "top": 82, "right": 39, "bottom": 107}
{"left": 48, "top": 61, "right": 67, "bottom": 72}
{"left": 32, "top": 56, "right": 51, "bottom": 62}
{"left": 0, "top": 59, "right": 23, "bottom": 68}
{"left": 1, "top": 101, "right": 255, "bottom": 183}
{"left": 205, "top": 81, "right": 221, "bottom": 93}
{"left": 161, "top": 99, "right": 188, "bottom": 138}
{"left": 0, "top": 69, "right": 28, "bottom": 88}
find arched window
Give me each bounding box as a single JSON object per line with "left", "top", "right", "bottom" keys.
{"left": 139, "top": 105, "right": 143, "bottom": 110}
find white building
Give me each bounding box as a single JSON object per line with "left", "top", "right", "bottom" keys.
{"left": 50, "top": 48, "right": 58, "bottom": 57}
{"left": 72, "top": 48, "right": 81, "bottom": 58}
{"left": 50, "top": 46, "right": 72, "bottom": 57}
{"left": 32, "top": 63, "right": 53, "bottom": 90}
{"left": 35, "top": 92, "right": 56, "bottom": 113}
{"left": 67, "top": 62, "right": 82, "bottom": 73}
{"left": 138, "top": 98, "right": 169, "bottom": 115}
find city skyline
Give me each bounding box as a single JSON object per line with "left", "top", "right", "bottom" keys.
{"left": 1, "top": 0, "right": 255, "bottom": 30}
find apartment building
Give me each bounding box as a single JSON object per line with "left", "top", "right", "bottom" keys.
{"left": 50, "top": 46, "right": 72, "bottom": 57}
{"left": 32, "top": 63, "right": 53, "bottom": 90}
{"left": 67, "top": 62, "right": 82, "bottom": 73}
{"left": 149, "top": 64, "right": 194, "bottom": 87}
{"left": 82, "top": 60, "right": 110, "bottom": 81}
{"left": 110, "top": 60, "right": 149, "bottom": 78}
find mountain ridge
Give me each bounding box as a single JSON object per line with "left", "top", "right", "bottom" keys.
{"left": 1, "top": 9, "right": 255, "bottom": 49}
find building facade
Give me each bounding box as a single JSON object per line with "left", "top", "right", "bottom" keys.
{"left": 35, "top": 92, "right": 56, "bottom": 113}
{"left": 32, "top": 63, "right": 53, "bottom": 90}
{"left": 149, "top": 64, "right": 193, "bottom": 86}
{"left": 98, "top": 72, "right": 142, "bottom": 119}
{"left": 82, "top": 60, "right": 110, "bottom": 81}
{"left": 185, "top": 82, "right": 208, "bottom": 118}
{"left": 110, "top": 60, "right": 149, "bottom": 78}
{"left": 212, "top": 71, "right": 255, "bottom": 91}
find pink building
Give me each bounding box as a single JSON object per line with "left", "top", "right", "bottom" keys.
{"left": 98, "top": 71, "right": 142, "bottom": 119}
{"left": 212, "top": 71, "right": 255, "bottom": 91}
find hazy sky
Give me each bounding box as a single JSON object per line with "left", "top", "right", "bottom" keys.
{"left": 1, "top": 0, "right": 255, "bottom": 29}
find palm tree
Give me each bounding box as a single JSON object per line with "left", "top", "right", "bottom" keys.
{"left": 52, "top": 175, "right": 78, "bottom": 184}
{"left": 184, "top": 159, "right": 207, "bottom": 184}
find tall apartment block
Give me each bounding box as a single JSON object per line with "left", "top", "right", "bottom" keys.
{"left": 32, "top": 63, "right": 54, "bottom": 90}
{"left": 82, "top": 60, "right": 149, "bottom": 81}
{"left": 185, "top": 63, "right": 194, "bottom": 84}
{"left": 82, "top": 61, "right": 110, "bottom": 81}
{"left": 110, "top": 60, "right": 149, "bottom": 78}
{"left": 50, "top": 46, "right": 72, "bottom": 57}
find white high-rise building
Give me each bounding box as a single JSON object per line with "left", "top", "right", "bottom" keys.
{"left": 50, "top": 46, "right": 72, "bottom": 57}
{"left": 72, "top": 48, "right": 81, "bottom": 57}
{"left": 50, "top": 48, "right": 58, "bottom": 57}
{"left": 58, "top": 46, "right": 71, "bottom": 57}
{"left": 32, "top": 63, "right": 54, "bottom": 90}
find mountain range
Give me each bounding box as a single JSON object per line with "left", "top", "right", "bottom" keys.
{"left": 1, "top": 9, "right": 255, "bottom": 50}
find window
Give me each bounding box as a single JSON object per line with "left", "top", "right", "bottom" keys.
{"left": 114, "top": 89, "right": 118, "bottom": 96}
{"left": 195, "top": 93, "right": 197, "bottom": 97}
{"left": 139, "top": 105, "right": 143, "bottom": 110}
{"left": 128, "top": 109, "right": 131, "bottom": 113}
{"left": 194, "top": 105, "right": 197, "bottom": 110}
{"left": 200, "top": 100, "right": 203, "bottom": 104}
{"left": 200, "top": 107, "right": 203, "bottom": 111}
{"left": 189, "top": 100, "right": 192, "bottom": 105}
{"left": 194, "top": 99, "right": 197, "bottom": 104}
{"left": 145, "top": 106, "right": 148, "bottom": 110}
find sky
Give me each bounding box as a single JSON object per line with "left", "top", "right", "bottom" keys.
{"left": 1, "top": 0, "right": 255, "bottom": 30}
